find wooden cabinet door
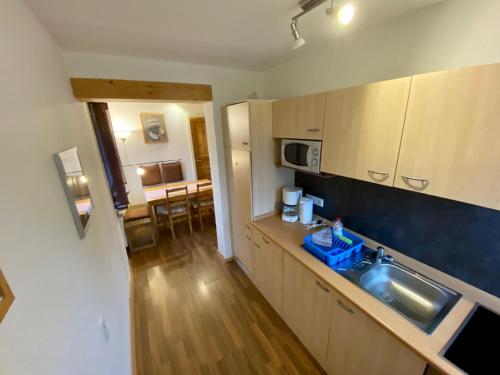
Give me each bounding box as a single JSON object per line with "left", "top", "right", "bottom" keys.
{"left": 230, "top": 148, "right": 254, "bottom": 275}
{"left": 321, "top": 77, "right": 411, "bottom": 186}
{"left": 226, "top": 102, "right": 250, "bottom": 151}
{"left": 395, "top": 64, "right": 500, "bottom": 210}
{"left": 327, "top": 292, "right": 426, "bottom": 375}
{"left": 253, "top": 228, "right": 284, "bottom": 313}
{"left": 272, "top": 93, "right": 325, "bottom": 140}
{"left": 283, "top": 253, "right": 332, "bottom": 366}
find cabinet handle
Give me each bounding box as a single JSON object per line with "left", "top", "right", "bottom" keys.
{"left": 242, "top": 141, "right": 249, "bottom": 145}
{"left": 337, "top": 299, "right": 354, "bottom": 314}
{"left": 368, "top": 170, "right": 390, "bottom": 182}
{"left": 262, "top": 237, "right": 270, "bottom": 244}
{"left": 307, "top": 128, "right": 320, "bottom": 132}
{"left": 246, "top": 235, "right": 252, "bottom": 241}
{"left": 254, "top": 242, "right": 261, "bottom": 248}
{"left": 401, "top": 176, "right": 429, "bottom": 190}
{"left": 316, "top": 281, "right": 330, "bottom": 293}
{"left": 245, "top": 224, "right": 250, "bottom": 230}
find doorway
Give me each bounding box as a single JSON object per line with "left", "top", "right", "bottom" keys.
{"left": 189, "top": 117, "right": 211, "bottom": 180}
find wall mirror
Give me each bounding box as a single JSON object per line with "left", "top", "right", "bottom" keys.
{"left": 0, "top": 268, "right": 14, "bottom": 323}
{"left": 53, "top": 147, "right": 94, "bottom": 238}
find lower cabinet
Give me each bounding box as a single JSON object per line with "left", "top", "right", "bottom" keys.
{"left": 237, "top": 222, "right": 254, "bottom": 276}
{"left": 283, "top": 252, "right": 333, "bottom": 366}
{"left": 253, "top": 228, "right": 284, "bottom": 313}
{"left": 226, "top": 146, "right": 254, "bottom": 276}
{"left": 249, "top": 232, "right": 427, "bottom": 375}
{"left": 326, "top": 292, "right": 427, "bottom": 375}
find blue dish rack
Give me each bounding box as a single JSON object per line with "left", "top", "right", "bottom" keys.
{"left": 304, "top": 229, "right": 364, "bottom": 266}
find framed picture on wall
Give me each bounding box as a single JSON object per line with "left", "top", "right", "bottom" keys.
{"left": 140, "top": 113, "right": 168, "bottom": 144}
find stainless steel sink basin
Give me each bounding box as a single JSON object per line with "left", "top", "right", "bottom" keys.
{"left": 335, "top": 251, "right": 461, "bottom": 334}
{"left": 360, "top": 263, "right": 449, "bottom": 324}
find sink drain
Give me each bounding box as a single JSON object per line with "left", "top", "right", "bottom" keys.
{"left": 379, "top": 292, "right": 394, "bottom": 303}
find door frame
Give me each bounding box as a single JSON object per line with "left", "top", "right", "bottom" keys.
{"left": 70, "top": 78, "right": 231, "bottom": 375}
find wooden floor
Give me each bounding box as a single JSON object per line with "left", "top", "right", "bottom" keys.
{"left": 130, "top": 222, "right": 325, "bottom": 375}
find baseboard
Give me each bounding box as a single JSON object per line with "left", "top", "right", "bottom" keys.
{"left": 234, "top": 257, "right": 253, "bottom": 278}
{"left": 216, "top": 249, "right": 234, "bottom": 263}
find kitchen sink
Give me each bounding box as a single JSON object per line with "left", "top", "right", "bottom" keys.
{"left": 335, "top": 249, "right": 461, "bottom": 334}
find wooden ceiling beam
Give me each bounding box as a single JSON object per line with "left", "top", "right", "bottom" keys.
{"left": 70, "top": 78, "right": 213, "bottom": 102}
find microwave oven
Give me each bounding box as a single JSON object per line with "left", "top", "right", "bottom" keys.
{"left": 281, "top": 139, "right": 322, "bottom": 174}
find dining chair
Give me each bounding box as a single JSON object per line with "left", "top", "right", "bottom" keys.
{"left": 191, "top": 182, "right": 214, "bottom": 229}
{"left": 159, "top": 186, "right": 193, "bottom": 239}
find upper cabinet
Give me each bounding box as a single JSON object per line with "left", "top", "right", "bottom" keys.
{"left": 272, "top": 93, "right": 326, "bottom": 140}
{"left": 225, "top": 101, "right": 250, "bottom": 151}
{"left": 395, "top": 64, "right": 500, "bottom": 210}
{"left": 321, "top": 78, "right": 411, "bottom": 186}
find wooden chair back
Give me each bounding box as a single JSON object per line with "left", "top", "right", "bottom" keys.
{"left": 196, "top": 181, "right": 213, "bottom": 203}
{"left": 166, "top": 186, "right": 189, "bottom": 215}
{"left": 164, "top": 185, "right": 192, "bottom": 238}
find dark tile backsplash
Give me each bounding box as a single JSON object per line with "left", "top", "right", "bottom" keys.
{"left": 295, "top": 172, "right": 500, "bottom": 297}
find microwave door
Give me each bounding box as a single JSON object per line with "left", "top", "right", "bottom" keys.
{"left": 284, "top": 143, "right": 309, "bottom": 167}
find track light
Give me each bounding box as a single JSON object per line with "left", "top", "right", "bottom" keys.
{"left": 291, "top": 20, "right": 306, "bottom": 49}
{"left": 290, "top": 0, "right": 355, "bottom": 49}
{"left": 325, "top": 1, "right": 355, "bottom": 24}
{"left": 325, "top": 0, "right": 336, "bottom": 16}
{"left": 338, "top": 4, "right": 355, "bottom": 24}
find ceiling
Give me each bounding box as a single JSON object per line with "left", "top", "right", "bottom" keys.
{"left": 24, "top": 0, "right": 444, "bottom": 70}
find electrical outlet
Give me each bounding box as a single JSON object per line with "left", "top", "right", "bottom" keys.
{"left": 306, "top": 194, "right": 324, "bottom": 207}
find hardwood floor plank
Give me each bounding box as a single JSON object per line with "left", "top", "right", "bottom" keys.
{"left": 130, "top": 224, "right": 324, "bottom": 375}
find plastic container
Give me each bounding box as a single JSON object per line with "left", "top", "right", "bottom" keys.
{"left": 304, "top": 228, "right": 364, "bottom": 266}
{"left": 299, "top": 197, "right": 314, "bottom": 224}
{"left": 332, "top": 217, "right": 343, "bottom": 237}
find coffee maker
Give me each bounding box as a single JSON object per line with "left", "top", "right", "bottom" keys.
{"left": 282, "top": 186, "right": 303, "bottom": 223}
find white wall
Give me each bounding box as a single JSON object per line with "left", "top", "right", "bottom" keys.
{"left": 264, "top": 0, "right": 500, "bottom": 98}
{"left": 63, "top": 52, "right": 264, "bottom": 258}
{"left": 108, "top": 102, "right": 199, "bottom": 205}
{"left": 0, "top": 1, "right": 130, "bottom": 374}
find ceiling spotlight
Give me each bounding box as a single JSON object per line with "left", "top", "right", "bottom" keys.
{"left": 325, "top": 0, "right": 336, "bottom": 17}
{"left": 291, "top": 20, "right": 306, "bottom": 49}
{"left": 325, "top": 1, "right": 355, "bottom": 24}
{"left": 337, "top": 4, "right": 355, "bottom": 24}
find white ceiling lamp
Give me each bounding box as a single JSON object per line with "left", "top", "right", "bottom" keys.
{"left": 290, "top": 0, "right": 355, "bottom": 49}
{"left": 290, "top": 19, "right": 306, "bottom": 49}
{"left": 290, "top": 0, "right": 328, "bottom": 49}
{"left": 325, "top": 1, "right": 355, "bottom": 25}
{"left": 338, "top": 4, "right": 355, "bottom": 24}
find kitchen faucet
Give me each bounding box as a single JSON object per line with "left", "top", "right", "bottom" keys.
{"left": 374, "top": 246, "right": 393, "bottom": 263}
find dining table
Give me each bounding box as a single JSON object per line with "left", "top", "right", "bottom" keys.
{"left": 144, "top": 179, "right": 212, "bottom": 235}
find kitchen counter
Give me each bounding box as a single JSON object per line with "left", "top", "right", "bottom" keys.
{"left": 252, "top": 214, "right": 500, "bottom": 375}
